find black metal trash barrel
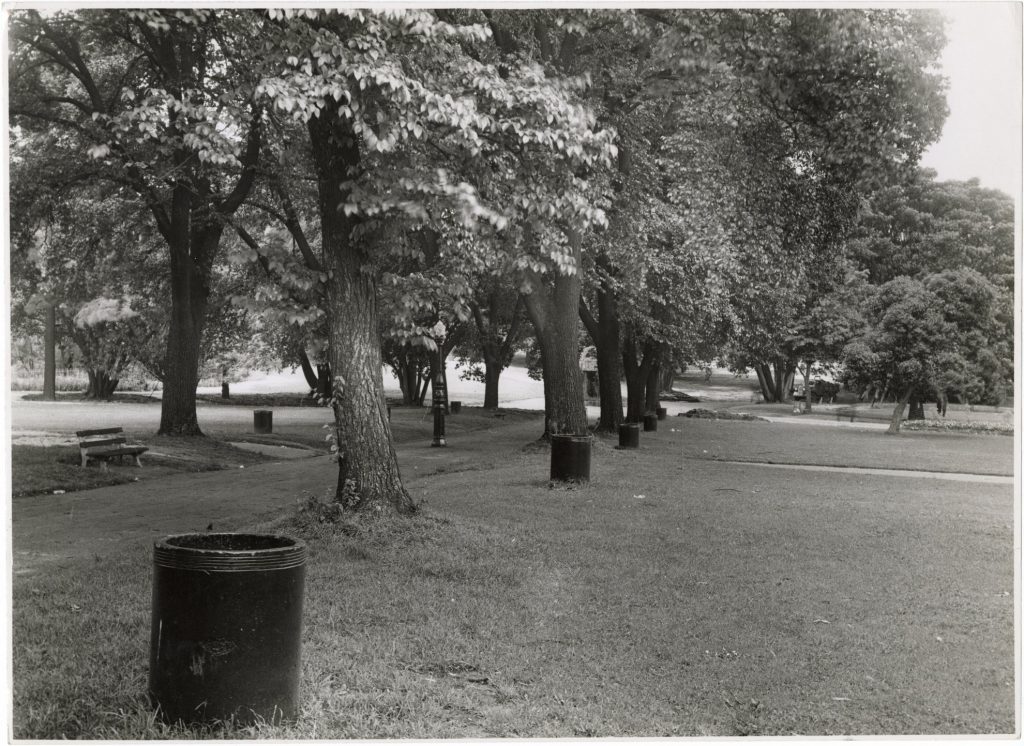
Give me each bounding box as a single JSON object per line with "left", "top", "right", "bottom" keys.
{"left": 253, "top": 410, "right": 273, "bottom": 434}
{"left": 643, "top": 413, "right": 658, "bottom": 432}
{"left": 656, "top": 406, "right": 667, "bottom": 420}
{"left": 618, "top": 423, "right": 640, "bottom": 449}
{"left": 149, "top": 533, "right": 306, "bottom": 725}
{"left": 449, "top": 401, "right": 462, "bottom": 414}
{"left": 550, "top": 434, "right": 592, "bottom": 483}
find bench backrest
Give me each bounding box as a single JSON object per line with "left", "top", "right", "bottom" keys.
{"left": 77, "top": 428, "right": 126, "bottom": 450}
{"left": 76, "top": 427, "right": 124, "bottom": 438}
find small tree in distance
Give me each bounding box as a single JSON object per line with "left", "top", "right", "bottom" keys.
{"left": 843, "top": 277, "right": 954, "bottom": 433}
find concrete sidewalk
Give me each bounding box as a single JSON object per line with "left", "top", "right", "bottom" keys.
{"left": 11, "top": 417, "right": 545, "bottom": 574}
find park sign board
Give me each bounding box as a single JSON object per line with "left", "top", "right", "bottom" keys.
{"left": 432, "top": 377, "right": 449, "bottom": 414}
{"left": 579, "top": 346, "right": 598, "bottom": 372}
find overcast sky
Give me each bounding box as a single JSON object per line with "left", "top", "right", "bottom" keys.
{"left": 918, "top": 2, "right": 1022, "bottom": 197}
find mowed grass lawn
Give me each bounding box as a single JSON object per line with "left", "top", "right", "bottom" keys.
{"left": 11, "top": 418, "right": 1016, "bottom": 738}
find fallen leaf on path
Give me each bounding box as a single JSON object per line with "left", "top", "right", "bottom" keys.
{"left": 813, "top": 618, "right": 831, "bottom": 624}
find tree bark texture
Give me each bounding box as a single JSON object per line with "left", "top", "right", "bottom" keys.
{"left": 579, "top": 259, "right": 624, "bottom": 432}
{"left": 521, "top": 250, "right": 588, "bottom": 436}
{"left": 887, "top": 390, "right": 913, "bottom": 434}
{"left": 800, "top": 361, "right": 813, "bottom": 413}
{"left": 754, "top": 359, "right": 796, "bottom": 403}
{"left": 298, "top": 348, "right": 318, "bottom": 390}
{"left": 645, "top": 359, "right": 662, "bottom": 413}
{"left": 42, "top": 302, "right": 56, "bottom": 401}
{"left": 754, "top": 366, "right": 772, "bottom": 402}
{"left": 483, "top": 358, "right": 502, "bottom": 409}
{"left": 908, "top": 395, "right": 925, "bottom": 420}
{"left": 157, "top": 206, "right": 213, "bottom": 435}
{"left": 622, "top": 334, "right": 659, "bottom": 422}
{"left": 85, "top": 368, "right": 119, "bottom": 400}
{"left": 296, "top": 349, "right": 335, "bottom": 400}
{"left": 156, "top": 52, "right": 259, "bottom": 434}
{"left": 659, "top": 367, "right": 675, "bottom": 395}
{"left": 310, "top": 110, "right": 413, "bottom": 513}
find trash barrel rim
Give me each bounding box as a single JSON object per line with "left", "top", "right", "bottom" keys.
{"left": 154, "top": 533, "right": 306, "bottom": 572}
{"left": 550, "top": 433, "right": 593, "bottom": 443}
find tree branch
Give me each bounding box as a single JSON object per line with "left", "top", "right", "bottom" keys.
{"left": 268, "top": 176, "right": 322, "bottom": 273}
{"left": 578, "top": 296, "right": 599, "bottom": 342}
{"left": 217, "top": 106, "right": 263, "bottom": 216}
{"left": 501, "top": 295, "right": 525, "bottom": 356}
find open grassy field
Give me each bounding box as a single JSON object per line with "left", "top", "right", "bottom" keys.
{"left": 10, "top": 415, "right": 1015, "bottom": 738}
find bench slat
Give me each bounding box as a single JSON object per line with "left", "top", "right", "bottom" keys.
{"left": 88, "top": 446, "right": 147, "bottom": 457}
{"left": 76, "top": 427, "right": 124, "bottom": 437}
{"left": 82, "top": 438, "right": 127, "bottom": 449}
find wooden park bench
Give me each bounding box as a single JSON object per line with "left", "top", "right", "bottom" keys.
{"left": 77, "top": 427, "right": 149, "bottom": 469}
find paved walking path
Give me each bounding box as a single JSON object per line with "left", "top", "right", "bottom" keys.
{"left": 11, "top": 417, "right": 544, "bottom": 574}
{"left": 715, "top": 459, "right": 1015, "bottom": 484}
{"left": 11, "top": 393, "right": 1014, "bottom": 574}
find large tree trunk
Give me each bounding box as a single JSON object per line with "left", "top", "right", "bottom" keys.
{"left": 774, "top": 361, "right": 788, "bottom": 403}
{"left": 624, "top": 371, "right": 645, "bottom": 423}
{"left": 416, "top": 371, "right": 430, "bottom": 406}
{"left": 579, "top": 256, "right": 624, "bottom": 433}
{"left": 755, "top": 359, "right": 796, "bottom": 403}
{"left": 521, "top": 240, "right": 588, "bottom": 436}
{"left": 316, "top": 363, "right": 332, "bottom": 399}
{"left": 887, "top": 389, "right": 913, "bottom": 434}
{"left": 622, "top": 334, "right": 656, "bottom": 423}
{"left": 310, "top": 110, "right": 413, "bottom": 513}
{"left": 298, "top": 348, "right": 334, "bottom": 400}
{"left": 907, "top": 394, "right": 925, "bottom": 420}
{"left": 158, "top": 222, "right": 207, "bottom": 435}
{"left": 754, "top": 365, "right": 773, "bottom": 402}
{"left": 800, "top": 360, "right": 813, "bottom": 413}
{"left": 483, "top": 357, "right": 502, "bottom": 409}
{"left": 42, "top": 302, "right": 56, "bottom": 400}
{"left": 644, "top": 357, "right": 662, "bottom": 413}
{"left": 385, "top": 345, "right": 428, "bottom": 406}
{"left": 156, "top": 108, "right": 259, "bottom": 436}
{"left": 594, "top": 322, "right": 623, "bottom": 430}
{"left": 85, "top": 368, "right": 119, "bottom": 400}
{"left": 659, "top": 366, "right": 675, "bottom": 394}
{"left": 298, "top": 348, "right": 318, "bottom": 389}
{"left": 398, "top": 358, "right": 420, "bottom": 405}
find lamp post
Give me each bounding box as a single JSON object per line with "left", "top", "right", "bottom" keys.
{"left": 430, "top": 321, "right": 447, "bottom": 447}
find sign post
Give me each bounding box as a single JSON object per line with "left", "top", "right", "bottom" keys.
{"left": 430, "top": 321, "right": 448, "bottom": 447}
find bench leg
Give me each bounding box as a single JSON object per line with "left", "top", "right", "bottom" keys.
{"left": 99, "top": 460, "right": 109, "bottom": 472}
{"left": 81, "top": 453, "right": 88, "bottom": 468}
{"left": 134, "top": 455, "right": 143, "bottom": 468}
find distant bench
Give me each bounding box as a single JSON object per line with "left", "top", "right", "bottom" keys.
{"left": 77, "top": 427, "right": 149, "bottom": 469}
